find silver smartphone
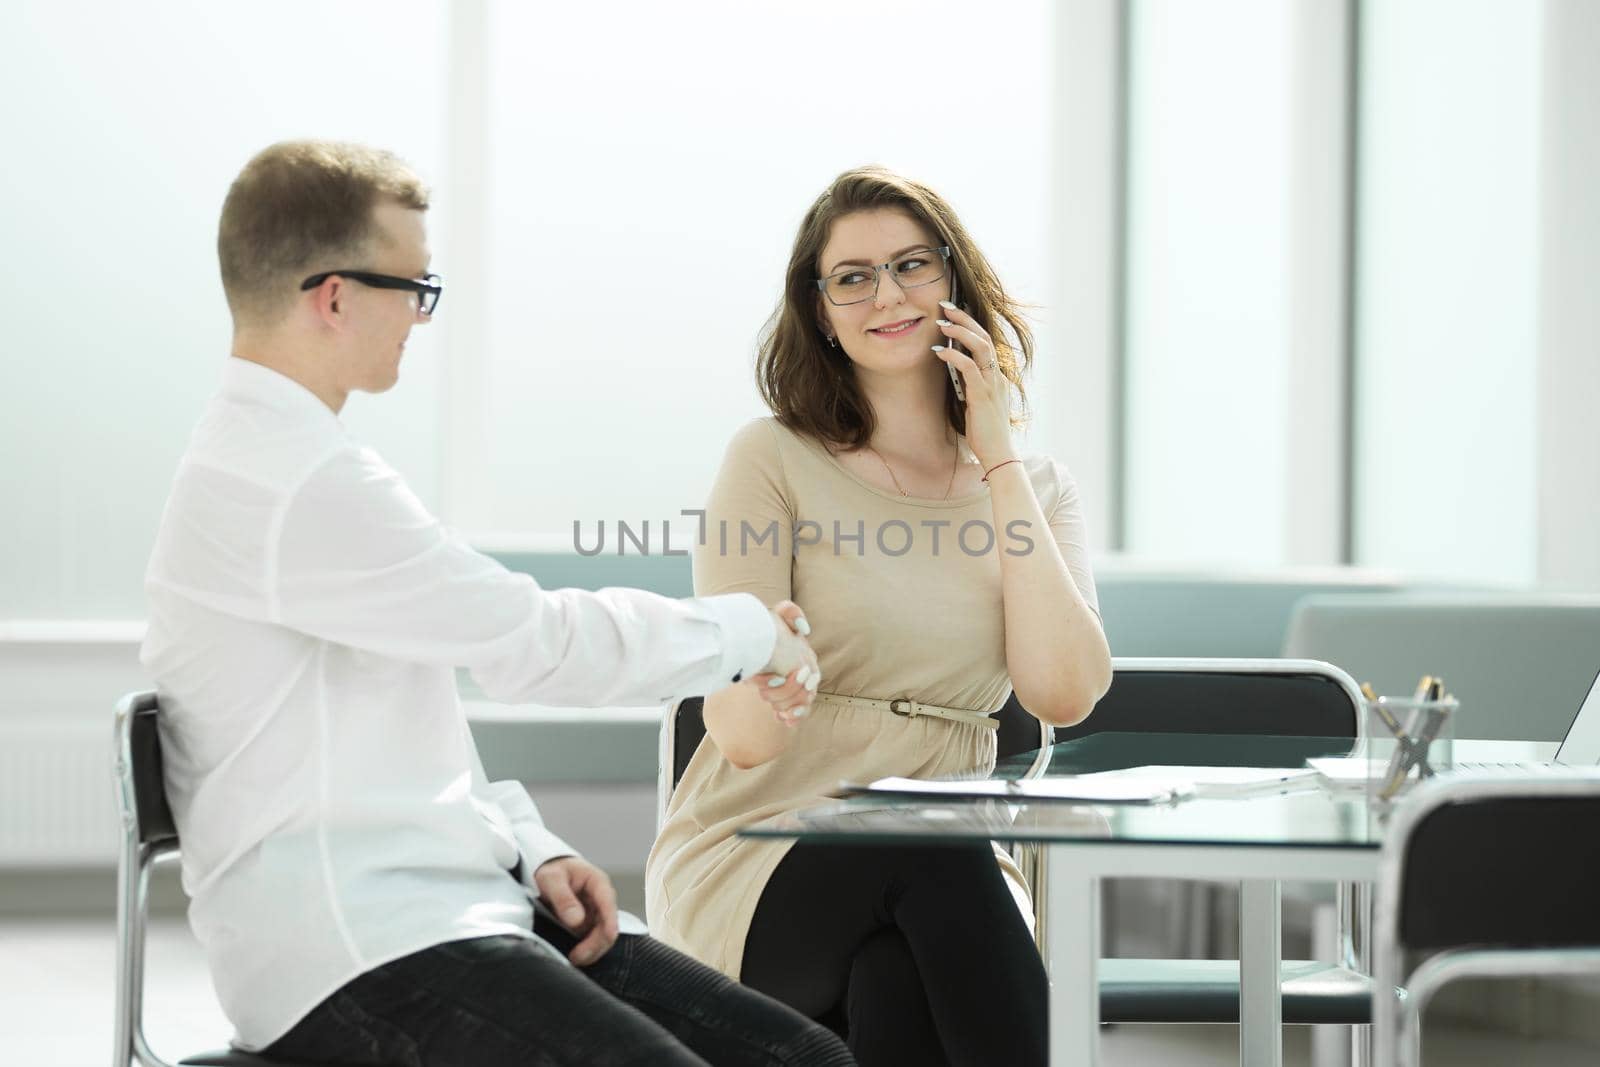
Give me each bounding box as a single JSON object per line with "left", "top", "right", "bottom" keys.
{"left": 945, "top": 272, "right": 966, "bottom": 402}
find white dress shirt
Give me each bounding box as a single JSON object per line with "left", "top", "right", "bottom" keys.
{"left": 141, "top": 357, "right": 776, "bottom": 1050}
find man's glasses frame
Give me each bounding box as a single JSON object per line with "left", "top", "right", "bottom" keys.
{"left": 300, "top": 270, "right": 444, "bottom": 316}
{"left": 815, "top": 246, "right": 951, "bottom": 307}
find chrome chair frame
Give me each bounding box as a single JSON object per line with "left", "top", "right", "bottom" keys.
{"left": 114, "top": 690, "right": 182, "bottom": 1067}
{"left": 113, "top": 691, "right": 321, "bottom": 1067}
{"left": 1372, "top": 774, "right": 1600, "bottom": 1067}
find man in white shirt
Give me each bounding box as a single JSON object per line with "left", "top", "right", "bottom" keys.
{"left": 141, "top": 140, "right": 848, "bottom": 1066}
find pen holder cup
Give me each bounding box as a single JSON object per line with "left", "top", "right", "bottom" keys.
{"left": 1365, "top": 696, "right": 1457, "bottom": 817}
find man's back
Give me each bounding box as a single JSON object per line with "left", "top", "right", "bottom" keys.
{"left": 143, "top": 358, "right": 546, "bottom": 1049}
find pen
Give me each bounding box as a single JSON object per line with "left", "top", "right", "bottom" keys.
{"left": 1360, "top": 681, "right": 1411, "bottom": 740}
{"left": 1377, "top": 675, "right": 1433, "bottom": 799}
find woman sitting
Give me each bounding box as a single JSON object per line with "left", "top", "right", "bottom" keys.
{"left": 646, "top": 165, "right": 1111, "bottom": 1067}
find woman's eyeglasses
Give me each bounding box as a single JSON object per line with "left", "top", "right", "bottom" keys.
{"left": 816, "top": 247, "right": 950, "bottom": 307}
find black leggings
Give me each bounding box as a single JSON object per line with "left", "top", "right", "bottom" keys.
{"left": 740, "top": 841, "right": 1047, "bottom": 1067}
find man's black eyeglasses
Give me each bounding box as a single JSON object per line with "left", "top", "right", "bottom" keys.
{"left": 300, "top": 270, "right": 443, "bottom": 315}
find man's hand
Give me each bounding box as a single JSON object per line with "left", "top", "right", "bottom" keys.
{"left": 533, "top": 856, "right": 618, "bottom": 966}
{"left": 753, "top": 601, "right": 820, "bottom": 727}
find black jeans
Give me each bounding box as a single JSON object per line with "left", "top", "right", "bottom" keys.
{"left": 266, "top": 909, "right": 854, "bottom": 1067}
{"left": 740, "top": 841, "right": 1047, "bottom": 1067}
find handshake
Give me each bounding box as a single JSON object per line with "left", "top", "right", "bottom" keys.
{"left": 755, "top": 601, "right": 821, "bottom": 727}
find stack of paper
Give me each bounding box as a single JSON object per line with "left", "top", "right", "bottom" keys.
{"left": 852, "top": 765, "right": 1319, "bottom": 805}
{"left": 1074, "top": 765, "right": 1320, "bottom": 798}
{"left": 853, "top": 775, "right": 1190, "bottom": 804}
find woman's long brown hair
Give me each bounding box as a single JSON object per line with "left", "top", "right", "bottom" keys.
{"left": 756, "top": 165, "right": 1034, "bottom": 450}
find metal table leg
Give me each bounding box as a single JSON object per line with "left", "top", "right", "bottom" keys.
{"left": 1240, "top": 878, "right": 1283, "bottom": 1067}
{"left": 1045, "top": 845, "right": 1100, "bottom": 1066}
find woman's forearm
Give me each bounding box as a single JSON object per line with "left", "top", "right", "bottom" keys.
{"left": 986, "top": 463, "right": 1112, "bottom": 726}
{"left": 703, "top": 682, "right": 799, "bottom": 769}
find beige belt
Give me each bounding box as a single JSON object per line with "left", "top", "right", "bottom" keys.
{"left": 813, "top": 692, "right": 999, "bottom": 731}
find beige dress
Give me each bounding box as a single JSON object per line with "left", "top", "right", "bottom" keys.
{"left": 644, "top": 417, "right": 1100, "bottom": 977}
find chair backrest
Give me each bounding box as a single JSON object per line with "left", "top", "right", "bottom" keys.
{"left": 655, "top": 659, "right": 1358, "bottom": 824}
{"left": 1053, "top": 657, "right": 1363, "bottom": 743}
{"left": 1283, "top": 593, "right": 1600, "bottom": 741}
{"left": 1370, "top": 774, "right": 1600, "bottom": 1067}
{"left": 116, "top": 690, "right": 177, "bottom": 847}
{"left": 667, "top": 694, "right": 1046, "bottom": 788}
{"left": 1382, "top": 777, "right": 1600, "bottom": 953}
{"left": 657, "top": 694, "right": 1047, "bottom": 827}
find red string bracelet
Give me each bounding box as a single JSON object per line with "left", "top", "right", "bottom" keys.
{"left": 982, "top": 459, "right": 1021, "bottom": 482}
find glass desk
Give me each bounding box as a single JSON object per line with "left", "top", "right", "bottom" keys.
{"left": 739, "top": 733, "right": 1558, "bottom": 1067}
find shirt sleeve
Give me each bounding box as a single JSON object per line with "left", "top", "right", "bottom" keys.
{"left": 477, "top": 778, "right": 579, "bottom": 877}
{"left": 458, "top": 722, "right": 581, "bottom": 877}
{"left": 692, "top": 419, "right": 796, "bottom": 606}
{"left": 270, "top": 444, "right": 777, "bottom": 704}
{"left": 1046, "top": 458, "right": 1101, "bottom": 617}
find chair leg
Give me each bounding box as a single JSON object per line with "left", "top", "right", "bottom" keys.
{"left": 1396, "top": 1002, "right": 1423, "bottom": 1067}
{"left": 113, "top": 844, "right": 144, "bottom": 1067}
{"left": 1311, "top": 903, "right": 1352, "bottom": 1067}
{"left": 1352, "top": 1024, "right": 1372, "bottom": 1067}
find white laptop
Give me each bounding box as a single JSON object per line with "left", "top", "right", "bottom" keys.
{"left": 1453, "top": 664, "right": 1600, "bottom": 773}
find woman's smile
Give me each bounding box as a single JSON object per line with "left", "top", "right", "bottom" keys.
{"left": 867, "top": 316, "right": 923, "bottom": 337}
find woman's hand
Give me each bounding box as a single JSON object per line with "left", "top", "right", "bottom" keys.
{"left": 933, "top": 300, "right": 1016, "bottom": 470}
{"left": 748, "top": 667, "right": 813, "bottom": 727}
{"left": 752, "top": 601, "right": 819, "bottom": 727}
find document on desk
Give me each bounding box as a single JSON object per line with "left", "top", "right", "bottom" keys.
{"left": 851, "top": 775, "right": 1193, "bottom": 804}
{"left": 1072, "top": 765, "right": 1321, "bottom": 799}
{"left": 1306, "top": 756, "right": 1373, "bottom": 791}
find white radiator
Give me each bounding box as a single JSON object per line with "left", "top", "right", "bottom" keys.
{"left": 0, "top": 723, "right": 119, "bottom": 865}
{"left": 0, "top": 622, "right": 147, "bottom": 866}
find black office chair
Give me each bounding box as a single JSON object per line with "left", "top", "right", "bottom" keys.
{"left": 656, "top": 683, "right": 1055, "bottom": 950}
{"left": 1054, "top": 656, "right": 1361, "bottom": 744}
{"left": 113, "top": 692, "right": 327, "bottom": 1067}
{"left": 656, "top": 689, "right": 1051, "bottom": 825}
{"left": 657, "top": 660, "right": 1377, "bottom": 1028}
{"left": 1373, "top": 774, "right": 1600, "bottom": 1067}
{"left": 1044, "top": 658, "right": 1378, "bottom": 1027}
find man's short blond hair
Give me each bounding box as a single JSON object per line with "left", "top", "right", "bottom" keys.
{"left": 217, "top": 140, "right": 430, "bottom": 327}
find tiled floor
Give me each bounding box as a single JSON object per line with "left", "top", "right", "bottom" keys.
{"left": 10, "top": 916, "right": 1600, "bottom": 1066}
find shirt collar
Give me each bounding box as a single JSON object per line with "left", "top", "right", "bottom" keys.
{"left": 220, "top": 357, "right": 342, "bottom": 426}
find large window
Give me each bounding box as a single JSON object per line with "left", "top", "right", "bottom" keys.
{"left": 2, "top": 0, "right": 1564, "bottom": 620}
{"left": 1352, "top": 0, "right": 1542, "bottom": 585}
{"left": 469, "top": 0, "right": 1056, "bottom": 545}
{"left": 1122, "top": 0, "right": 1295, "bottom": 566}
{"left": 0, "top": 1, "right": 448, "bottom": 617}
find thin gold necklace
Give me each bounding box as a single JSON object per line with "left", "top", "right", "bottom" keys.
{"left": 867, "top": 441, "right": 961, "bottom": 500}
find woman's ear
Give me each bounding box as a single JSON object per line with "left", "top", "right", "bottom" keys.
{"left": 814, "top": 296, "right": 834, "bottom": 343}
